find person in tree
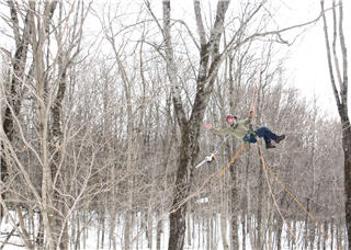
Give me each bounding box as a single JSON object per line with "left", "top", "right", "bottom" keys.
{"left": 205, "top": 111, "right": 285, "bottom": 149}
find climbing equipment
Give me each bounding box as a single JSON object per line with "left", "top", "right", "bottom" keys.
{"left": 195, "top": 135, "right": 229, "bottom": 169}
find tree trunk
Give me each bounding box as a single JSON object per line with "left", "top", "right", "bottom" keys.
{"left": 322, "top": 221, "right": 328, "bottom": 250}
{"left": 229, "top": 157, "right": 239, "bottom": 250}
{"left": 292, "top": 220, "right": 296, "bottom": 250}
{"left": 257, "top": 162, "right": 264, "bottom": 250}
{"left": 160, "top": 1, "right": 230, "bottom": 249}
{"left": 309, "top": 223, "right": 316, "bottom": 250}
{"left": 330, "top": 220, "right": 334, "bottom": 250}
{"left": 304, "top": 199, "right": 310, "bottom": 250}
{"left": 156, "top": 217, "right": 163, "bottom": 250}
{"left": 343, "top": 125, "right": 351, "bottom": 249}
{"left": 276, "top": 215, "right": 283, "bottom": 250}
{"left": 206, "top": 217, "right": 211, "bottom": 250}
{"left": 317, "top": 222, "right": 321, "bottom": 250}
{"left": 146, "top": 210, "right": 153, "bottom": 249}
{"left": 321, "top": 1, "right": 350, "bottom": 249}
{"left": 1, "top": 1, "right": 31, "bottom": 220}
{"left": 187, "top": 212, "right": 192, "bottom": 247}
{"left": 221, "top": 212, "right": 229, "bottom": 250}
{"left": 101, "top": 212, "right": 106, "bottom": 250}
{"left": 168, "top": 130, "right": 193, "bottom": 250}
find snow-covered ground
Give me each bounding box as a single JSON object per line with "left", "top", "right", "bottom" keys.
{"left": 0, "top": 213, "right": 344, "bottom": 250}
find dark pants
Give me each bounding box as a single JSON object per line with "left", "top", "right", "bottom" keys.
{"left": 243, "top": 126, "right": 278, "bottom": 145}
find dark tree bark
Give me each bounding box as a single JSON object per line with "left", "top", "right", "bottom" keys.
{"left": 160, "top": 1, "right": 230, "bottom": 249}
{"left": 26, "top": 1, "right": 86, "bottom": 249}
{"left": 321, "top": 1, "right": 351, "bottom": 249}
{"left": 229, "top": 158, "right": 240, "bottom": 250}
{"left": 48, "top": 1, "right": 86, "bottom": 248}
{"left": 1, "top": 1, "right": 31, "bottom": 219}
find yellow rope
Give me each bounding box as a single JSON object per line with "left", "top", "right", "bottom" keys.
{"left": 170, "top": 143, "right": 249, "bottom": 213}
{"left": 257, "top": 143, "right": 295, "bottom": 241}
{"left": 219, "top": 143, "right": 249, "bottom": 177}
{"left": 171, "top": 139, "right": 317, "bottom": 234}
{"left": 258, "top": 144, "right": 318, "bottom": 224}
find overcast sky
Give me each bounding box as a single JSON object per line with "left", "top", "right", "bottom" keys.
{"left": 268, "top": 0, "right": 350, "bottom": 118}
{"left": 136, "top": 0, "right": 351, "bottom": 118}
{"left": 1, "top": 0, "right": 349, "bottom": 118}
{"left": 279, "top": 0, "right": 350, "bottom": 119}
{"left": 147, "top": 0, "right": 350, "bottom": 118}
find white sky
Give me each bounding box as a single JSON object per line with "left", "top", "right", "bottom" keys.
{"left": 0, "top": 0, "right": 349, "bottom": 119}
{"left": 158, "top": 0, "right": 351, "bottom": 118}
{"left": 138, "top": 0, "right": 351, "bottom": 118}
{"left": 270, "top": 0, "right": 351, "bottom": 118}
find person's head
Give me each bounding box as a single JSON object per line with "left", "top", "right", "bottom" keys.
{"left": 226, "top": 114, "right": 237, "bottom": 125}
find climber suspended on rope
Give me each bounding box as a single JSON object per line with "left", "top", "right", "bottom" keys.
{"left": 204, "top": 111, "right": 285, "bottom": 149}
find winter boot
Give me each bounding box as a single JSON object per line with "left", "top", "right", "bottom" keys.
{"left": 266, "top": 142, "right": 276, "bottom": 149}
{"left": 275, "top": 135, "right": 286, "bottom": 143}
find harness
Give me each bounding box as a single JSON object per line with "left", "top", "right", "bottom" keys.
{"left": 243, "top": 123, "right": 257, "bottom": 143}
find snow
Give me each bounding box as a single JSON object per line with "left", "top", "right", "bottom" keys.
{"left": 0, "top": 213, "right": 343, "bottom": 250}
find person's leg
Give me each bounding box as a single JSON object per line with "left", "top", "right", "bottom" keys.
{"left": 255, "top": 127, "right": 281, "bottom": 148}
{"left": 243, "top": 133, "right": 257, "bottom": 143}
{"left": 255, "top": 127, "right": 278, "bottom": 144}
{"left": 275, "top": 134, "right": 286, "bottom": 143}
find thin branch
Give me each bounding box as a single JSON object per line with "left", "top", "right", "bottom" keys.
{"left": 321, "top": 0, "right": 342, "bottom": 111}
{"left": 7, "top": 0, "right": 21, "bottom": 47}
{"left": 331, "top": 0, "right": 342, "bottom": 90}
{"left": 208, "top": 0, "right": 230, "bottom": 56}
{"left": 162, "top": 0, "right": 188, "bottom": 127}
{"left": 193, "top": 0, "right": 207, "bottom": 45}
{"left": 144, "top": 0, "right": 163, "bottom": 36}
{"left": 226, "top": 3, "right": 337, "bottom": 57}
{"left": 338, "top": 0, "right": 348, "bottom": 109}
{"left": 173, "top": 19, "right": 200, "bottom": 50}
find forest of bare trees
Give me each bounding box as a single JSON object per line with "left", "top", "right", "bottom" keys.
{"left": 0, "top": 0, "right": 348, "bottom": 250}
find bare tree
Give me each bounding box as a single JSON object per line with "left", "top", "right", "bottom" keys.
{"left": 0, "top": 0, "right": 33, "bottom": 220}
{"left": 157, "top": 1, "right": 231, "bottom": 249}
{"left": 321, "top": 1, "right": 351, "bottom": 249}
{"left": 0, "top": 1, "right": 347, "bottom": 249}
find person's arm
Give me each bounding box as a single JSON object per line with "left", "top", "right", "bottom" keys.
{"left": 239, "top": 111, "right": 255, "bottom": 126}
{"left": 204, "top": 123, "right": 231, "bottom": 136}
{"left": 210, "top": 127, "right": 233, "bottom": 136}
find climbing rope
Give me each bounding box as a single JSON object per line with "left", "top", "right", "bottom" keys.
{"left": 172, "top": 141, "right": 318, "bottom": 233}
{"left": 219, "top": 143, "right": 249, "bottom": 176}
{"left": 170, "top": 143, "right": 249, "bottom": 214}
{"left": 195, "top": 135, "right": 230, "bottom": 169}
{"left": 260, "top": 151, "right": 318, "bottom": 224}
{"left": 257, "top": 143, "right": 295, "bottom": 241}
{"left": 256, "top": 142, "right": 318, "bottom": 245}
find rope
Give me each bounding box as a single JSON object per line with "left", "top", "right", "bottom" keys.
{"left": 257, "top": 144, "right": 318, "bottom": 224}
{"left": 171, "top": 140, "right": 317, "bottom": 241}
{"left": 219, "top": 143, "right": 249, "bottom": 176}
{"left": 195, "top": 135, "right": 229, "bottom": 169}
{"left": 257, "top": 143, "right": 295, "bottom": 241}
{"left": 249, "top": 80, "right": 259, "bottom": 114}
{"left": 170, "top": 143, "right": 249, "bottom": 214}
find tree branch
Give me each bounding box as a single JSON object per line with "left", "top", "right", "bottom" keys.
{"left": 321, "top": 0, "right": 342, "bottom": 111}
{"left": 208, "top": 0, "right": 230, "bottom": 56}
{"left": 193, "top": 0, "right": 207, "bottom": 46}
{"left": 7, "top": 0, "right": 20, "bottom": 47}
{"left": 338, "top": 0, "right": 348, "bottom": 109}
{"left": 162, "top": 0, "right": 188, "bottom": 127}
{"left": 331, "top": 0, "right": 342, "bottom": 91}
